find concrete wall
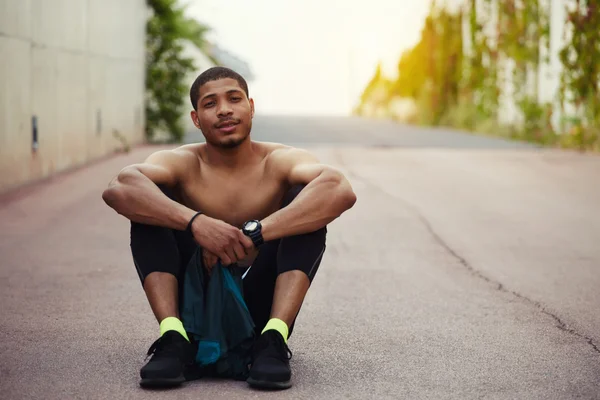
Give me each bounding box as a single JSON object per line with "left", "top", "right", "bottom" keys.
{"left": 0, "top": 0, "right": 146, "bottom": 192}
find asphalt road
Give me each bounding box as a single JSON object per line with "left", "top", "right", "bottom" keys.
{"left": 1, "top": 115, "right": 599, "bottom": 399}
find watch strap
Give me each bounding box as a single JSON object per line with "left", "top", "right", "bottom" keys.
{"left": 243, "top": 220, "right": 264, "bottom": 247}
{"left": 248, "top": 229, "right": 264, "bottom": 247}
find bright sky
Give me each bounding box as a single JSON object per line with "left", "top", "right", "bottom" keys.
{"left": 183, "top": 0, "right": 433, "bottom": 115}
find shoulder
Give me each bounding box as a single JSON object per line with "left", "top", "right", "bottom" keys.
{"left": 258, "top": 143, "right": 325, "bottom": 185}
{"left": 147, "top": 143, "right": 200, "bottom": 160}
{"left": 262, "top": 143, "right": 320, "bottom": 171}
{"left": 143, "top": 144, "right": 201, "bottom": 173}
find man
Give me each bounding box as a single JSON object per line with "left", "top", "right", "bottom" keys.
{"left": 102, "top": 66, "right": 356, "bottom": 390}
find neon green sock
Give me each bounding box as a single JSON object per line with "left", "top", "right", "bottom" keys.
{"left": 261, "top": 318, "right": 289, "bottom": 343}
{"left": 159, "top": 317, "right": 189, "bottom": 342}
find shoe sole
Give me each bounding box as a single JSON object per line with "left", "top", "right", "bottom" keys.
{"left": 140, "top": 375, "right": 185, "bottom": 388}
{"left": 247, "top": 377, "right": 292, "bottom": 390}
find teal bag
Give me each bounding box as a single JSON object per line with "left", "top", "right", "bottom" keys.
{"left": 179, "top": 249, "right": 256, "bottom": 380}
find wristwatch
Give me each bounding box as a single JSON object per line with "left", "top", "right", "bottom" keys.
{"left": 242, "top": 220, "right": 264, "bottom": 248}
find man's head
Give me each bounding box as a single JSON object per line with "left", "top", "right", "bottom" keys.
{"left": 189, "top": 67, "right": 254, "bottom": 149}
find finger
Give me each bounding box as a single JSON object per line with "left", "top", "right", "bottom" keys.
{"left": 225, "top": 247, "right": 238, "bottom": 264}
{"left": 238, "top": 231, "right": 254, "bottom": 250}
{"left": 203, "top": 254, "right": 214, "bottom": 269}
{"left": 233, "top": 242, "right": 246, "bottom": 260}
{"left": 219, "top": 252, "right": 233, "bottom": 266}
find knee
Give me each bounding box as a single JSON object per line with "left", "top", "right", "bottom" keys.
{"left": 130, "top": 215, "right": 175, "bottom": 249}
{"left": 277, "top": 227, "right": 327, "bottom": 263}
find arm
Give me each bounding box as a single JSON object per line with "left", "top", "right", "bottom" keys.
{"left": 101, "top": 149, "right": 198, "bottom": 230}
{"left": 102, "top": 148, "right": 254, "bottom": 264}
{"left": 260, "top": 148, "right": 357, "bottom": 242}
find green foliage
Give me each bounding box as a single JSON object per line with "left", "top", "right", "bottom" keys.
{"left": 356, "top": 0, "right": 600, "bottom": 152}
{"left": 558, "top": 0, "right": 600, "bottom": 150}
{"left": 517, "top": 97, "right": 556, "bottom": 144}
{"left": 145, "top": 0, "right": 215, "bottom": 143}
{"left": 465, "top": 0, "right": 499, "bottom": 122}
{"left": 359, "top": 64, "right": 389, "bottom": 105}
{"left": 497, "top": 0, "right": 552, "bottom": 141}
{"left": 353, "top": 63, "right": 395, "bottom": 117}
{"left": 391, "top": 4, "right": 464, "bottom": 125}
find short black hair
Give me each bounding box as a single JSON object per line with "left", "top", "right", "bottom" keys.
{"left": 189, "top": 66, "right": 249, "bottom": 110}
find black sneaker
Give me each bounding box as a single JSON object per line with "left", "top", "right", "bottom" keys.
{"left": 139, "top": 331, "right": 194, "bottom": 388}
{"left": 247, "top": 330, "right": 293, "bottom": 390}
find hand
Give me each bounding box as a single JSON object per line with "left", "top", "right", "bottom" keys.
{"left": 202, "top": 249, "right": 219, "bottom": 275}
{"left": 235, "top": 236, "right": 260, "bottom": 267}
{"left": 191, "top": 214, "right": 254, "bottom": 265}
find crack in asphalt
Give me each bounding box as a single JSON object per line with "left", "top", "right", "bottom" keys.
{"left": 334, "top": 150, "right": 600, "bottom": 356}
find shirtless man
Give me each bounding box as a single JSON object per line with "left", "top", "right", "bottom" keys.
{"left": 102, "top": 66, "right": 356, "bottom": 390}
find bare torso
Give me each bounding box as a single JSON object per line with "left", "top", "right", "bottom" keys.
{"left": 175, "top": 141, "right": 292, "bottom": 229}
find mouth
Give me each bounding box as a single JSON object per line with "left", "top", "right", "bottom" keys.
{"left": 215, "top": 119, "right": 240, "bottom": 133}
{"left": 216, "top": 119, "right": 239, "bottom": 128}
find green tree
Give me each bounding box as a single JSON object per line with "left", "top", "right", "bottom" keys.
{"left": 559, "top": 0, "right": 600, "bottom": 150}
{"left": 356, "top": 0, "right": 599, "bottom": 152}
{"left": 145, "top": 0, "right": 217, "bottom": 142}
{"left": 388, "top": 4, "right": 463, "bottom": 125}
{"left": 354, "top": 63, "right": 393, "bottom": 116}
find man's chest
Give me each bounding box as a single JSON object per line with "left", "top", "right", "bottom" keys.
{"left": 178, "top": 168, "right": 287, "bottom": 228}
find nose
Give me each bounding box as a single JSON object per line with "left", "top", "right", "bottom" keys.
{"left": 216, "top": 102, "right": 233, "bottom": 118}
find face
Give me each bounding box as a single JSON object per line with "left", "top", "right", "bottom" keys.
{"left": 190, "top": 78, "right": 254, "bottom": 149}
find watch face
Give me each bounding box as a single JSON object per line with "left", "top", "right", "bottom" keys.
{"left": 245, "top": 221, "right": 258, "bottom": 231}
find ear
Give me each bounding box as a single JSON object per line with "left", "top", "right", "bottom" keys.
{"left": 190, "top": 110, "right": 200, "bottom": 128}
{"left": 249, "top": 98, "right": 255, "bottom": 118}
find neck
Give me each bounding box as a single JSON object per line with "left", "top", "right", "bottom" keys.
{"left": 204, "top": 137, "right": 256, "bottom": 168}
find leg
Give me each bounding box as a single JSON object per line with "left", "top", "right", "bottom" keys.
{"left": 245, "top": 185, "right": 327, "bottom": 389}
{"left": 129, "top": 185, "right": 198, "bottom": 388}
{"left": 243, "top": 185, "right": 327, "bottom": 337}
{"left": 131, "top": 229, "right": 185, "bottom": 323}
{"left": 242, "top": 239, "right": 279, "bottom": 336}
{"left": 268, "top": 272, "right": 309, "bottom": 330}
{"left": 270, "top": 224, "right": 326, "bottom": 332}
{"left": 130, "top": 186, "right": 198, "bottom": 322}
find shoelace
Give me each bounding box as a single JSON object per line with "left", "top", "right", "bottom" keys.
{"left": 145, "top": 337, "right": 162, "bottom": 360}
{"left": 253, "top": 332, "right": 293, "bottom": 361}
{"left": 279, "top": 336, "right": 293, "bottom": 360}
{"left": 283, "top": 345, "right": 293, "bottom": 360}
{"left": 145, "top": 336, "right": 180, "bottom": 361}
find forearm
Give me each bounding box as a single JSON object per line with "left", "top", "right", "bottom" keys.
{"left": 102, "top": 168, "right": 196, "bottom": 230}
{"left": 261, "top": 175, "right": 356, "bottom": 241}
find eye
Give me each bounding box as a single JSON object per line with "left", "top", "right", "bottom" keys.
{"left": 203, "top": 101, "right": 215, "bottom": 108}
{"left": 231, "top": 97, "right": 241, "bottom": 101}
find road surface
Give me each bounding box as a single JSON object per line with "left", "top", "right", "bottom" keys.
{"left": 1, "top": 115, "right": 599, "bottom": 399}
